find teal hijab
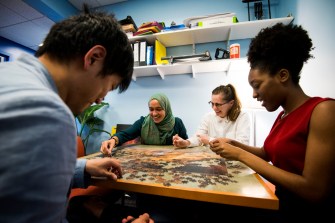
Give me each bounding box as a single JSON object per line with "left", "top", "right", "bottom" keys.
{"left": 141, "top": 93, "right": 175, "bottom": 145}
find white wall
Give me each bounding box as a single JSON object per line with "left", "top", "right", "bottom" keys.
{"left": 84, "top": 0, "right": 335, "bottom": 154}
{"left": 294, "top": 0, "right": 335, "bottom": 98}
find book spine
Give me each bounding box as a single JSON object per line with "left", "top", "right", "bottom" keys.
{"left": 146, "top": 45, "right": 154, "bottom": 65}
{"left": 139, "top": 41, "right": 147, "bottom": 66}
{"left": 133, "top": 41, "right": 140, "bottom": 67}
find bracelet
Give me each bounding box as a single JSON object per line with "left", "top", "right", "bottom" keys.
{"left": 111, "top": 136, "right": 119, "bottom": 146}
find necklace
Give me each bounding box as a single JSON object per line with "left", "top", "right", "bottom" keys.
{"left": 281, "top": 112, "right": 287, "bottom": 119}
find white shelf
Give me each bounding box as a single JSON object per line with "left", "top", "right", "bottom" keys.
{"left": 132, "top": 59, "right": 234, "bottom": 81}
{"left": 130, "top": 16, "right": 294, "bottom": 80}
{"left": 129, "top": 17, "right": 293, "bottom": 47}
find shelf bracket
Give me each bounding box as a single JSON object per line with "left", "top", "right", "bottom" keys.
{"left": 227, "top": 27, "right": 232, "bottom": 49}
{"left": 226, "top": 61, "right": 232, "bottom": 76}
{"left": 191, "top": 31, "right": 196, "bottom": 54}
{"left": 156, "top": 67, "right": 165, "bottom": 79}
{"left": 191, "top": 65, "right": 196, "bottom": 79}
{"left": 192, "top": 43, "right": 196, "bottom": 54}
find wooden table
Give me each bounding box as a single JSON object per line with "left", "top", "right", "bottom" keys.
{"left": 81, "top": 144, "right": 278, "bottom": 210}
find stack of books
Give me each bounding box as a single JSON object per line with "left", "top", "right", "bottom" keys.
{"left": 133, "top": 21, "right": 165, "bottom": 36}
{"left": 119, "top": 15, "right": 137, "bottom": 37}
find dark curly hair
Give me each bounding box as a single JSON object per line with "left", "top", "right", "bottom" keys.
{"left": 247, "top": 23, "right": 314, "bottom": 85}
{"left": 35, "top": 4, "right": 133, "bottom": 93}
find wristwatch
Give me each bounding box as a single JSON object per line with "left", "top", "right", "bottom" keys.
{"left": 111, "top": 136, "right": 119, "bottom": 146}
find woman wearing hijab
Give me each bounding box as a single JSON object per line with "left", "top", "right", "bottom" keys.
{"left": 70, "top": 93, "right": 187, "bottom": 222}
{"left": 100, "top": 93, "right": 188, "bottom": 156}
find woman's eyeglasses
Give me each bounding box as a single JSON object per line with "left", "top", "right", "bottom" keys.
{"left": 208, "top": 101, "right": 229, "bottom": 107}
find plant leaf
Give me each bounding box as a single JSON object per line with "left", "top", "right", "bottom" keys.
{"left": 76, "top": 102, "right": 109, "bottom": 138}
{"left": 77, "top": 102, "right": 109, "bottom": 124}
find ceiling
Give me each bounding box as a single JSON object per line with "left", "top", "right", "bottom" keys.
{"left": 0, "top": 0, "right": 126, "bottom": 51}
{"left": 68, "top": 0, "right": 126, "bottom": 10}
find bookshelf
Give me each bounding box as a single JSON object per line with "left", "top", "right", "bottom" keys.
{"left": 130, "top": 16, "right": 294, "bottom": 80}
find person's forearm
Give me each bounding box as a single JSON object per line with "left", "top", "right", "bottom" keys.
{"left": 185, "top": 140, "right": 191, "bottom": 147}
{"left": 72, "top": 159, "right": 91, "bottom": 188}
{"left": 187, "top": 136, "right": 201, "bottom": 147}
{"left": 176, "top": 139, "right": 191, "bottom": 148}
{"left": 231, "top": 140, "right": 267, "bottom": 160}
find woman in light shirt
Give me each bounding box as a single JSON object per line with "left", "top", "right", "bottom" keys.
{"left": 173, "top": 84, "right": 250, "bottom": 148}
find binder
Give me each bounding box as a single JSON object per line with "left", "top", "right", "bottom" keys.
{"left": 155, "top": 40, "right": 168, "bottom": 65}
{"left": 146, "top": 45, "right": 154, "bottom": 65}
{"left": 133, "top": 41, "right": 140, "bottom": 67}
{"left": 139, "top": 41, "right": 147, "bottom": 66}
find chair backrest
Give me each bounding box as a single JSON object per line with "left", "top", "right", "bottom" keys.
{"left": 76, "top": 136, "right": 85, "bottom": 157}
{"left": 116, "top": 124, "right": 132, "bottom": 133}
{"left": 116, "top": 124, "right": 140, "bottom": 145}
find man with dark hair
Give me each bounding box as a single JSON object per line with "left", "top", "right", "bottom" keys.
{"left": 0, "top": 4, "right": 152, "bottom": 223}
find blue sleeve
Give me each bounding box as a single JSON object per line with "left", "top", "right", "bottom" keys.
{"left": 0, "top": 85, "right": 77, "bottom": 222}
{"left": 72, "top": 159, "right": 91, "bottom": 188}
{"left": 114, "top": 117, "right": 144, "bottom": 145}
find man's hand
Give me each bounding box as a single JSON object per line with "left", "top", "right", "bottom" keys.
{"left": 122, "top": 213, "right": 154, "bottom": 223}
{"left": 85, "top": 157, "right": 122, "bottom": 181}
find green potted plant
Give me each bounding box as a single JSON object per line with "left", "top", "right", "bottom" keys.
{"left": 76, "top": 102, "right": 111, "bottom": 153}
